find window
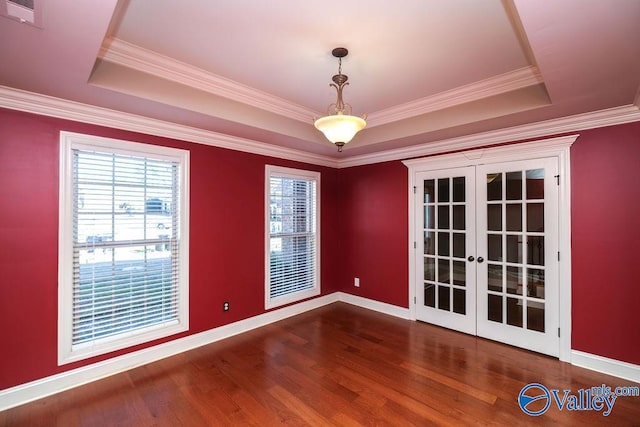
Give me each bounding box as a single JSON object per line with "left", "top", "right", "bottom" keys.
{"left": 58, "top": 132, "right": 189, "bottom": 364}
{"left": 265, "top": 166, "right": 320, "bottom": 309}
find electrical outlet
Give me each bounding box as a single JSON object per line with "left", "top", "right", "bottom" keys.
{"left": 223, "top": 301, "right": 230, "bottom": 312}
{"left": 354, "top": 277, "right": 360, "bottom": 287}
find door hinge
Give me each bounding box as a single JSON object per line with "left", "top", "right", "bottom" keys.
{"left": 413, "top": 186, "right": 417, "bottom": 194}
{"left": 558, "top": 327, "right": 561, "bottom": 338}
{"left": 558, "top": 251, "right": 560, "bottom": 261}
{"left": 554, "top": 174, "right": 560, "bottom": 186}
{"left": 414, "top": 296, "right": 417, "bottom": 304}
{"left": 414, "top": 241, "right": 417, "bottom": 249}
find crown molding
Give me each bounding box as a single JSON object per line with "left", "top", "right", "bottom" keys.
{"left": 402, "top": 134, "right": 577, "bottom": 169}
{"left": 99, "top": 38, "right": 321, "bottom": 124}
{"left": 0, "top": 85, "right": 337, "bottom": 168}
{"left": 2, "top": 85, "right": 639, "bottom": 171}
{"left": 99, "top": 39, "right": 545, "bottom": 130}
{"left": 365, "top": 66, "right": 544, "bottom": 128}
{"left": 337, "top": 104, "right": 640, "bottom": 168}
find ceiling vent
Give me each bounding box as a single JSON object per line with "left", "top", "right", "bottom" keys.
{"left": 1, "top": 0, "right": 42, "bottom": 27}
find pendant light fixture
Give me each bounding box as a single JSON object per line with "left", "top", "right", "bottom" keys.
{"left": 314, "top": 47, "right": 367, "bottom": 152}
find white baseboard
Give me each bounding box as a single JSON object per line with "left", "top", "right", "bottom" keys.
{"left": 0, "top": 293, "right": 339, "bottom": 411}
{"left": 336, "top": 292, "right": 411, "bottom": 319}
{"left": 571, "top": 350, "right": 640, "bottom": 383}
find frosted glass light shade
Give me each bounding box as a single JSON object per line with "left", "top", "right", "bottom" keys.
{"left": 314, "top": 114, "right": 366, "bottom": 144}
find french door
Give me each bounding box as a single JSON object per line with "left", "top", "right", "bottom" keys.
{"left": 415, "top": 157, "right": 559, "bottom": 356}
{"left": 416, "top": 167, "right": 476, "bottom": 335}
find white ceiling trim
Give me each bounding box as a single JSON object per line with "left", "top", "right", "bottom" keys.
{"left": 402, "top": 134, "right": 577, "bottom": 169}
{"left": 338, "top": 104, "right": 640, "bottom": 168}
{"left": 366, "top": 66, "right": 544, "bottom": 128}
{"left": 2, "top": 85, "right": 639, "bottom": 171}
{"left": 0, "top": 85, "right": 336, "bottom": 168}
{"left": 99, "top": 38, "right": 321, "bottom": 123}
{"left": 99, "top": 39, "right": 544, "bottom": 130}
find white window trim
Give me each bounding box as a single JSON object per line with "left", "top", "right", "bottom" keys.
{"left": 403, "top": 134, "right": 576, "bottom": 362}
{"left": 58, "top": 131, "right": 190, "bottom": 365}
{"left": 265, "top": 165, "right": 321, "bottom": 309}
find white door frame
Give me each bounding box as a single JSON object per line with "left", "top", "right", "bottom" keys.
{"left": 403, "top": 134, "right": 577, "bottom": 362}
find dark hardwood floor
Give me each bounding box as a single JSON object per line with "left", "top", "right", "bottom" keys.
{"left": 1, "top": 302, "right": 639, "bottom": 426}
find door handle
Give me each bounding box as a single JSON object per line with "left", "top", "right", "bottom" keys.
{"left": 467, "top": 256, "right": 475, "bottom": 262}
{"left": 477, "top": 257, "right": 485, "bottom": 263}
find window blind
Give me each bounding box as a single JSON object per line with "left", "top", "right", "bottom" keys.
{"left": 268, "top": 174, "right": 317, "bottom": 301}
{"left": 71, "top": 148, "right": 181, "bottom": 347}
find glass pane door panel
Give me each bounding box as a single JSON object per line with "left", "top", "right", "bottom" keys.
{"left": 424, "top": 180, "right": 435, "bottom": 203}
{"left": 453, "top": 288, "right": 465, "bottom": 314}
{"left": 488, "top": 264, "right": 503, "bottom": 291}
{"left": 507, "top": 297, "right": 523, "bottom": 327}
{"left": 452, "top": 233, "right": 465, "bottom": 258}
{"left": 488, "top": 234, "right": 502, "bottom": 261}
{"left": 453, "top": 177, "right": 465, "bottom": 202}
{"left": 488, "top": 294, "right": 502, "bottom": 323}
{"left": 438, "top": 232, "right": 450, "bottom": 256}
{"left": 527, "top": 302, "right": 545, "bottom": 332}
{"left": 506, "top": 235, "right": 522, "bottom": 263}
{"left": 424, "top": 206, "right": 435, "bottom": 229}
{"left": 527, "top": 203, "right": 544, "bottom": 232}
{"left": 453, "top": 205, "right": 465, "bottom": 230}
{"left": 424, "top": 258, "right": 435, "bottom": 281}
{"left": 438, "top": 179, "right": 449, "bottom": 202}
{"left": 425, "top": 283, "right": 435, "bottom": 307}
{"left": 487, "top": 174, "right": 502, "bottom": 201}
{"left": 526, "top": 169, "right": 544, "bottom": 199}
{"left": 506, "top": 266, "right": 523, "bottom": 295}
{"left": 438, "top": 286, "right": 450, "bottom": 310}
{"left": 424, "top": 231, "right": 435, "bottom": 255}
{"left": 438, "top": 205, "right": 449, "bottom": 229}
{"left": 506, "top": 204, "right": 522, "bottom": 231}
{"left": 527, "top": 236, "right": 545, "bottom": 265}
{"left": 527, "top": 268, "right": 545, "bottom": 298}
{"left": 452, "top": 261, "right": 466, "bottom": 286}
{"left": 506, "top": 171, "right": 523, "bottom": 200}
{"left": 438, "top": 258, "right": 450, "bottom": 284}
{"left": 487, "top": 205, "right": 502, "bottom": 231}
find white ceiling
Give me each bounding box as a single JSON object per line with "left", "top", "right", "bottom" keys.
{"left": 1, "top": 0, "right": 639, "bottom": 158}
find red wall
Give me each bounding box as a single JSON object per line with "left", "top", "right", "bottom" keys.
{"left": 1, "top": 107, "right": 639, "bottom": 391}
{"left": 0, "top": 108, "right": 341, "bottom": 390}
{"left": 337, "top": 161, "right": 409, "bottom": 307}
{"left": 570, "top": 122, "right": 640, "bottom": 365}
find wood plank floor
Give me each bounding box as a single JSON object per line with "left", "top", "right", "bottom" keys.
{"left": 1, "top": 302, "right": 639, "bottom": 426}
